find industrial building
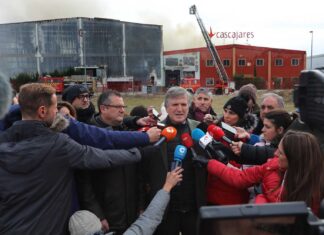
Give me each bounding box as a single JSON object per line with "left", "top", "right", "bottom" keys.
{"left": 307, "top": 54, "right": 324, "bottom": 70}
{"left": 0, "top": 17, "right": 163, "bottom": 91}
{"left": 164, "top": 44, "right": 306, "bottom": 90}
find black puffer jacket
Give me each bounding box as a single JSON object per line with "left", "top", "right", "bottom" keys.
{"left": 0, "top": 120, "right": 141, "bottom": 235}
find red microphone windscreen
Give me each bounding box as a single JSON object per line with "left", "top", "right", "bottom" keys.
{"left": 207, "top": 124, "right": 224, "bottom": 140}
{"left": 161, "top": 126, "right": 177, "bottom": 142}
{"left": 181, "top": 133, "right": 194, "bottom": 148}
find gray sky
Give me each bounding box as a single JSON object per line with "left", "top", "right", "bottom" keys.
{"left": 1, "top": 0, "right": 323, "bottom": 56}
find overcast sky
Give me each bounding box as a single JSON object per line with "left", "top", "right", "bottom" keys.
{"left": 1, "top": 0, "right": 323, "bottom": 56}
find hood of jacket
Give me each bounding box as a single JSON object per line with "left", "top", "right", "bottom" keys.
{"left": 0, "top": 120, "right": 58, "bottom": 174}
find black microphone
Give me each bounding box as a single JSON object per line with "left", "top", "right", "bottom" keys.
{"left": 191, "top": 128, "right": 228, "bottom": 164}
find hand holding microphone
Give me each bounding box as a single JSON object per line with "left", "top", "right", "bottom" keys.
{"left": 171, "top": 145, "right": 187, "bottom": 170}
{"left": 146, "top": 127, "right": 162, "bottom": 143}
{"left": 163, "top": 167, "right": 183, "bottom": 192}
{"left": 171, "top": 145, "right": 187, "bottom": 186}
{"left": 153, "top": 126, "right": 177, "bottom": 146}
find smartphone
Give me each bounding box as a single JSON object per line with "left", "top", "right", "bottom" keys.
{"left": 221, "top": 122, "right": 237, "bottom": 140}
{"left": 152, "top": 108, "right": 160, "bottom": 121}
{"left": 157, "top": 122, "right": 166, "bottom": 129}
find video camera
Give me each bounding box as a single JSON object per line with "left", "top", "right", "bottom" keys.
{"left": 293, "top": 69, "right": 324, "bottom": 132}
{"left": 198, "top": 201, "right": 324, "bottom": 235}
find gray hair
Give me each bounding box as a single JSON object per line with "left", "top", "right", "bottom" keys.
{"left": 261, "top": 92, "right": 285, "bottom": 108}
{"left": 194, "top": 87, "right": 213, "bottom": 99}
{"left": 164, "top": 86, "right": 191, "bottom": 108}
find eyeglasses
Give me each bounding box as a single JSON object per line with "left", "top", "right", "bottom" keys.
{"left": 102, "top": 104, "right": 127, "bottom": 109}
{"left": 77, "top": 94, "right": 92, "bottom": 100}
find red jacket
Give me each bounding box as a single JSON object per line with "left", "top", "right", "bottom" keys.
{"left": 207, "top": 157, "right": 284, "bottom": 204}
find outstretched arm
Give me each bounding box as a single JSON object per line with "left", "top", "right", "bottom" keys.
{"left": 123, "top": 167, "right": 183, "bottom": 235}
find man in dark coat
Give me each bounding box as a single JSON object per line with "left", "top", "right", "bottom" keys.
{"left": 77, "top": 90, "right": 159, "bottom": 234}
{"left": 188, "top": 87, "right": 217, "bottom": 124}
{"left": 143, "top": 86, "right": 208, "bottom": 235}
{"left": 0, "top": 83, "right": 152, "bottom": 234}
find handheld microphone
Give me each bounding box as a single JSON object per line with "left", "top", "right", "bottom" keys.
{"left": 181, "top": 133, "right": 197, "bottom": 157}
{"left": 171, "top": 145, "right": 187, "bottom": 171}
{"left": 207, "top": 124, "right": 233, "bottom": 145}
{"left": 191, "top": 128, "right": 214, "bottom": 159}
{"left": 192, "top": 128, "right": 228, "bottom": 164}
{"left": 153, "top": 126, "right": 177, "bottom": 146}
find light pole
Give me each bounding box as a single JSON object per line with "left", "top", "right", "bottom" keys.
{"left": 310, "top": 30, "right": 313, "bottom": 69}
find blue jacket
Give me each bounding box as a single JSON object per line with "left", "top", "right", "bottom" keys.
{"left": 65, "top": 118, "right": 149, "bottom": 149}
{"left": 0, "top": 105, "right": 150, "bottom": 149}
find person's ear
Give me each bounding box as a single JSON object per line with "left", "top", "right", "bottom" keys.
{"left": 277, "top": 126, "right": 284, "bottom": 135}
{"left": 38, "top": 106, "right": 47, "bottom": 119}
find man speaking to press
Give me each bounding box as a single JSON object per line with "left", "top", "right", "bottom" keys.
{"left": 142, "top": 86, "right": 208, "bottom": 235}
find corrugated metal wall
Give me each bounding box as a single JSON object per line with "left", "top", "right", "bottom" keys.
{"left": 0, "top": 17, "right": 163, "bottom": 84}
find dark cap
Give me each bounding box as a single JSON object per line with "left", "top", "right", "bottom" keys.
{"left": 62, "top": 85, "right": 89, "bottom": 104}
{"left": 223, "top": 96, "right": 248, "bottom": 119}
{"left": 238, "top": 84, "right": 257, "bottom": 103}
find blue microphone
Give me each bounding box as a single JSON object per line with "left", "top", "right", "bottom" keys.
{"left": 192, "top": 128, "right": 205, "bottom": 142}
{"left": 191, "top": 128, "right": 227, "bottom": 164}
{"left": 171, "top": 145, "right": 187, "bottom": 171}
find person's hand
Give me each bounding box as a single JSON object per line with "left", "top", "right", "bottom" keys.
{"left": 234, "top": 126, "right": 250, "bottom": 139}
{"left": 136, "top": 116, "right": 157, "bottom": 127}
{"left": 101, "top": 219, "right": 109, "bottom": 232}
{"left": 146, "top": 127, "right": 161, "bottom": 143}
{"left": 203, "top": 114, "right": 214, "bottom": 125}
{"left": 163, "top": 167, "right": 183, "bottom": 192}
{"left": 230, "top": 141, "right": 243, "bottom": 156}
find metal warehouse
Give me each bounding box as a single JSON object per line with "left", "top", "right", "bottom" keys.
{"left": 0, "top": 17, "right": 163, "bottom": 90}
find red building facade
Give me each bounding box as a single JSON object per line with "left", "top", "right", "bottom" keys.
{"left": 164, "top": 44, "right": 306, "bottom": 90}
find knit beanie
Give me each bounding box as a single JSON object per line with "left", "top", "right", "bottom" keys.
{"left": 223, "top": 96, "right": 248, "bottom": 119}
{"left": 69, "top": 210, "right": 102, "bottom": 235}
{"left": 238, "top": 84, "right": 257, "bottom": 103}
{"left": 62, "top": 85, "right": 89, "bottom": 104}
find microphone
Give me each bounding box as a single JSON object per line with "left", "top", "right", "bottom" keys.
{"left": 207, "top": 124, "right": 233, "bottom": 145}
{"left": 171, "top": 145, "right": 187, "bottom": 171}
{"left": 181, "top": 133, "right": 197, "bottom": 157}
{"left": 153, "top": 126, "right": 177, "bottom": 146}
{"left": 0, "top": 75, "right": 12, "bottom": 119}
{"left": 191, "top": 128, "right": 214, "bottom": 159}
{"left": 192, "top": 128, "right": 228, "bottom": 164}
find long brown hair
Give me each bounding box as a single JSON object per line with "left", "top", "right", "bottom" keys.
{"left": 282, "top": 130, "right": 324, "bottom": 207}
